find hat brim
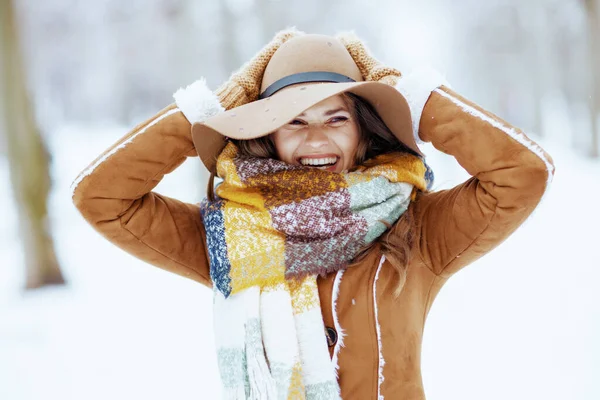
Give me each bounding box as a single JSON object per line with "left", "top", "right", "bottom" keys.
{"left": 191, "top": 81, "right": 421, "bottom": 173}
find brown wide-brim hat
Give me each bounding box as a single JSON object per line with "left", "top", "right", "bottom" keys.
{"left": 192, "top": 34, "right": 422, "bottom": 173}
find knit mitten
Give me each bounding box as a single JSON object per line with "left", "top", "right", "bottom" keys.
{"left": 215, "top": 28, "right": 305, "bottom": 110}
{"left": 336, "top": 31, "right": 401, "bottom": 86}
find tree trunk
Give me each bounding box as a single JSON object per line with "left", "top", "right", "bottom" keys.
{"left": 0, "top": 0, "right": 65, "bottom": 289}
{"left": 586, "top": 0, "right": 600, "bottom": 158}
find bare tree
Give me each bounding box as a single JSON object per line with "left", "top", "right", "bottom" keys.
{"left": 0, "top": 0, "right": 65, "bottom": 289}
{"left": 586, "top": 0, "right": 600, "bottom": 158}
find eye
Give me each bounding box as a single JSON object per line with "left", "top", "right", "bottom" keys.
{"left": 329, "top": 116, "right": 348, "bottom": 124}
{"left": 288, "top": 119, "right": 305, "bottom": 126}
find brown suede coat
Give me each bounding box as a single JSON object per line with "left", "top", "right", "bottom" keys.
{"left": 72, "top": 86, "right": 554, "bottom": 399}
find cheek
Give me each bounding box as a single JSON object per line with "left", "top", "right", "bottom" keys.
{"left": 271, "top": 131, "right": 297, "bottom": 162}
{"left": 339, "top": 126, "right": 361, "bottom": 160}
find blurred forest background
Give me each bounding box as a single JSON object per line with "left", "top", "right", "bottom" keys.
{"left": 1, "top": 0, "right": 599, "bottom": 399}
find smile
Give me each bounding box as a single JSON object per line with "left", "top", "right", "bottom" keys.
{"left": 299, "top": 157, "right": 338, "bottom": 166}
{"left": 298, "top": 155, "right": 340, "bottom": 171}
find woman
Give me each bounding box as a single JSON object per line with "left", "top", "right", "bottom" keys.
{"left": 72, "top": 30, "right": 554, "bottom": 400}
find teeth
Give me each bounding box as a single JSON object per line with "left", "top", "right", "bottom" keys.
{"left": 300, "top": 157, "right": 337, "bottom": 166}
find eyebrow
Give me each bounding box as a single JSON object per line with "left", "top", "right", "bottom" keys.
{"left": 298, "top": 107, "right": 349, "bottom": 117}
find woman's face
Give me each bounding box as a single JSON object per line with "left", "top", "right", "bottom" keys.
{"left": 270, "top": 94, "right": 360, "bottom": 173}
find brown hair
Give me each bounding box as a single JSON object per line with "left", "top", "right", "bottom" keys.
{"left": 206, "top": 92, "right": 423, "bottom": 296}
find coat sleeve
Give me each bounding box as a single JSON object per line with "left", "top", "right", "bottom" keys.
{"left": 71, "top": 103, "right": 212, "bottom": 286}
{"left": 397, "top": 72, "right": 555, "bottom": 278}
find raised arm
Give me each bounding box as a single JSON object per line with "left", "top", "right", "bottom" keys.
{"left": 71, "top": 102, "right": 214, "bottom": 285}
{"left": 71, "top": 29, "right": 304, "bottom": 285}
{"left": 397, "top": 69, "right": 555, "bottom": 277}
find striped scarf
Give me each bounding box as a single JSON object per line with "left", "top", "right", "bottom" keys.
{"left": 200, "top": 142, "right": 429, "bottom": 400}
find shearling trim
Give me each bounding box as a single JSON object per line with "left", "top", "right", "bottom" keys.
{"left": 373, "top": 255, "right": 386, "bottom": 399}
{"left": 70, "top": 108, "right": 180, "bottom": 198}
{"left": 173, "top": 78, "right": 225, "bottom": 124}
{"left": 433, "top": 88, "right": 555, "bottom": 199}
{"left": 331, "top": 270, "right": 346, "bottom": 377}
{"left": 395, "top": 67, "right": 450, "bottom": 144}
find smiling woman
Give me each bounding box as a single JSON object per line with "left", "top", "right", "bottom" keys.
{"left": 71, "top": 30, "right": 554, "bottom": 400}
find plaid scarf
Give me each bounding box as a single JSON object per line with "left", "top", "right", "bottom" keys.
{"left": 200, "top": 142, "right": 429, "bottom": 400}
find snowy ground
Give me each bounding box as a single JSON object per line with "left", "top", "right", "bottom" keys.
{"left": 0, "top": 122, "right": 598, "bottom": 400}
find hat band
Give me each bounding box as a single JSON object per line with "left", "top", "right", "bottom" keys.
{"left": 259, "top": 72, "right": 356, "bottom": 99}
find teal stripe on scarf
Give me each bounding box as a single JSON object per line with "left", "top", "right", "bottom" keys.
{"left": 348, "top": 177, "right": 413, "bottom": 243}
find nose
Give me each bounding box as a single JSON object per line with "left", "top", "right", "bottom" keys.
{"left": 304, "top": 125, "right": 329, "bottom": 148}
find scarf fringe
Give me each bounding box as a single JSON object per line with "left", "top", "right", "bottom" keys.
{"left": 247, "top": 350, "right": 277, "bottom": 400}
